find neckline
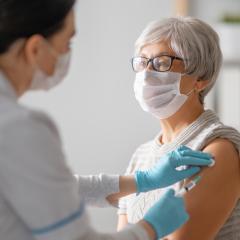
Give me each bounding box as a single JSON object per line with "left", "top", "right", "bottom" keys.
{"left": 154, "top": 109, "right": 218, "bottom": 148}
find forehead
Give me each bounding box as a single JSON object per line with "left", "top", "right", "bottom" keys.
{"left": 140, "top": 41, "right": 176, "bottom": 58}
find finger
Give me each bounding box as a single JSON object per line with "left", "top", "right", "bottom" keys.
{"left": 177, "top": 166, "right": 200, "bottom": 179}
{"left": 178, "top": 156, "right": 214, "bottom": 166}
{"left": 176, "top": 145, "right": 192, "bottom": 152}
{"left": 181, "top": 150, "right": 213, "bottom": 159}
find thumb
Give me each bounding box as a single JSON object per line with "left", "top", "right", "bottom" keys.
{"left": 177, "top": 166, "right": 200, "bottom": 179}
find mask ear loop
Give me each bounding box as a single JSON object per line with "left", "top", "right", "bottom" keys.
{"left": 42, "top": 38, "right": 60, "bottom": 62}
{"left": 35, "top": 38, "right": 58, "bottom": 75}
{"left": 181, "top": 72, "right": 199, "bottom": 97}
{"left": 186, "top": 88, "right": 195, "bottom": 96}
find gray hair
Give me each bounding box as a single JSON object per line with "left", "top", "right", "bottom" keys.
{"left": 135, "top": 17, "right": 223, "bottom": 104}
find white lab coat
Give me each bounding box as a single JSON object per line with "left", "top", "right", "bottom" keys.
{"left": 0, "top": 72, "right": 149, "bottom": 240}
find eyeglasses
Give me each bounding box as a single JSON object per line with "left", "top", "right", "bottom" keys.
{"left": 131, "top": 55, "right": 183, "bottom": 73}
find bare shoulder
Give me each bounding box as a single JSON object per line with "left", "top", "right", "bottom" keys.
{"left": 203, "top": 138, "right": 240, "bottom": 192}
{"left": 204, "top": 138, "right": 239, "bottom": 162}
{"left": 166, "top": 138, "right": 240, "bottom": 240}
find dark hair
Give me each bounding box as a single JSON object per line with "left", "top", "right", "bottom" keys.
{"left": 0, "top": 0, "right": 76, "bottom": 54}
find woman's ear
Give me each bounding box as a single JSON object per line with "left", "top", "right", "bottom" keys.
{"left": 195, "top": 79, "right": 210, "bottom": 92}
{"left": 23, "top": 34, "right": 46, "bottom": 67}
{"left": 23, "top": 35, "right": 56, "bottom": 75}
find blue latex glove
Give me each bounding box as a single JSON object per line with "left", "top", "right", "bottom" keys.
{"left": 143, "top": 189, "right": 189, "bottom": 239}
{"left": 135, "top": 145, "right": 213, "bottom": 193}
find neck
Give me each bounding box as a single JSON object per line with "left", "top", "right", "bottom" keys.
{"left": 0, "top": 60, "right": 32, "bottom": 98}
{"left": 3, "top": 69, "right": 30, "bottom": 97}
{"left": 0, "top": 40, "right": 33, "bottom": 97}
{"left": 159, "top": 96, "right": 204, "bottom": 144}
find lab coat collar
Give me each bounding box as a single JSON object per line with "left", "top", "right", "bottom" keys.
{"left": 0, "top": 71, "right": 18, "bottom": 101}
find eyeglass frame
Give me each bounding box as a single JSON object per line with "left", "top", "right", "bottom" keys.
{"left": 131, "top": 55, "right": 184, "bottom": 73}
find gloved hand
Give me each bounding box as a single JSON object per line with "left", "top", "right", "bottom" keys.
{"left": 143, "top": 189, "right": 189, "bottom": 239}
{"left": 135, "top": 145, "right": 214, "bottom": 193}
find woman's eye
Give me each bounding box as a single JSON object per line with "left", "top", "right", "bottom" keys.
{"left": 139, "top": 61, "right": 146, "bottom": 66}
{"left": 155, "top": 60, "right": 167, "bottom": 68}
{"left": 160, "top": 61, "right": 169, "bottom": 67}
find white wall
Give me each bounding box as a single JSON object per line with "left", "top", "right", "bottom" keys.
{"left": 190, "top": 0, "right": 240, "bottom": 22}
{"left": 21, "top": 0, "right": 175, "bottom": 232}
{"left": 189, "top": 0, "right": 240, "bottom": 130}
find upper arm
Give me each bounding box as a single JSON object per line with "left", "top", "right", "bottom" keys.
{"left": 166, "top": 138, "right": 240, "bottom": 240}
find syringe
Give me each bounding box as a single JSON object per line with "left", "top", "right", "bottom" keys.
{"left": 175, "top": 175, "right": 201, "bottom": 197}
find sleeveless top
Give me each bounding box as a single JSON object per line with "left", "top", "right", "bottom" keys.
{"left": 118, "top": 110, "right": 240, "bottom": 240}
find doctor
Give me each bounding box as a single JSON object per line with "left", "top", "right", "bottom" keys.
{"left": 0, "top": 1, "right": 214, "bottom": 240}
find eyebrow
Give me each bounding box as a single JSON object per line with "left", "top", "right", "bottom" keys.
{"left": 140, "top": 52, "right": 172, "bottom": 58}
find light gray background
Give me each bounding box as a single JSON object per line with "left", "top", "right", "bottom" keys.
{"left": 21, "top": 0, "right": 240, "bottom": 232}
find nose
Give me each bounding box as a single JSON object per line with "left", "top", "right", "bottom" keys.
{"left": 146, "top": 59, "right": 154, "bottom": 71}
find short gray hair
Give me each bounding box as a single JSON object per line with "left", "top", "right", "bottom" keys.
{"left": 135, "top": 17, "right": 223, "bottom": 104}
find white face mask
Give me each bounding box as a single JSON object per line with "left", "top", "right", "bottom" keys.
{"left": 134, "top": 70, "right": 194, "bottom": 119}
{"left": 30, "top": 50, "right": 71, "bottom": 91}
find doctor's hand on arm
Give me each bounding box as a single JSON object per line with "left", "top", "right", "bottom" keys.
{"left": 107, "top": 146, "right": 213, "bottom": 205}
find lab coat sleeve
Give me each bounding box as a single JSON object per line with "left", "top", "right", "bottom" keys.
{"left": 0, "top": 110, "right": 150, "bottom": 240}
{"left": 75, "top": 174, "right": 120, "bottom": 207}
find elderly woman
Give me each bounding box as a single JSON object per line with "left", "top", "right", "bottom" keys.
{"left": 117, "top": 17, "right": 240, "bottom": 240}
